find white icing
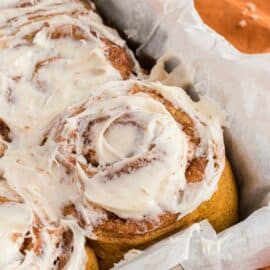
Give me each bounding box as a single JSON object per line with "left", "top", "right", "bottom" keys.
{"left": 0, "top": 0, "right": 141, "bottom": 147}
{"left": 0, "top": 0, "right": 142, "bottom": 267}
{"left": 0, "top": 181, "right": 87, "bottom": 270}
{"left": 0, "top": 142, "right": 107, "bottom": 238}
{"left": 42, "top": 80, "right": 225, "bottom": 221}
{"left": 0, "top": 1, "right": 225, "bottom": 265}
{"left": 0, "top": 203, "right": 31, "bottom": 268}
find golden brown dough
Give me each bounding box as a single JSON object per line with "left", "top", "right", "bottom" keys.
{"left": 89, "top": 159, "right": 238, "bottom": 270}
{"left": 85, "top": 246, "right": 99, "bottom": 270}
{"left": 41, "top": 80, "right": 238, "bottom": 270}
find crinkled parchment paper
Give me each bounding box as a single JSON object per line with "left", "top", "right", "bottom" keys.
{"left": 93, "top": 0, "right": 270, "bottom": 269}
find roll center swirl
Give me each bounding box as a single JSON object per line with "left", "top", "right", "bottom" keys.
{"left": 44, "top": 80, "right": 224, "bottom": 220}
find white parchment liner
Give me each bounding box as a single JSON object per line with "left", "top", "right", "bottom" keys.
{"left": 93, "top": 0, "right": 270, "bottom": 269}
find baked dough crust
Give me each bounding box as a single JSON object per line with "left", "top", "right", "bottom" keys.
{"left": 86, "top": 246, "right": 99, "bottom": 270}
{"left": 89, "top": 159, "right": 238, "bottom": 270}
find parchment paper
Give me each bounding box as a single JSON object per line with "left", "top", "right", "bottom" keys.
{"left": 93, "top": 0, "right": 270, "bottom": 269}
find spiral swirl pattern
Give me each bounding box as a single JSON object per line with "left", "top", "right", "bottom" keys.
{"left": 0, "top": 0, "right": 140, "bottom": 144}
{"left": 42, "top": 80, "right": 225, "bottom": 229}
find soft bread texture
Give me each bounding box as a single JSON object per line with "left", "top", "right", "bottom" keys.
{"left": 86, "top": 246, "right": 99, "bottom": 270}
{"left": 89, "top": 159, "right": 238, "bottom": 270}
{"left": 43, "top": 80, "right": 227, "bottom": 231}
{"left": 38, "top": 80, "right": 237, "bottom": 269}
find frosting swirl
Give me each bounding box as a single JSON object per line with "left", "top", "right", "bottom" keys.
{"left": 0, "top": 0, "right": 226, "bottom": 265}
{"left": 0, "top": 0, "right": 141, "bottom": 147}
{"left": 0, "top": 179, "right": 86, "bottom": 270}
{"left": 42, "top": 80, "right": 225, "bottom": 224}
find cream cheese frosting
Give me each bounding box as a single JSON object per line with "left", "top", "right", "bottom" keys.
{"left": 0, "top": 79, "right": 225, "bottom": 239}
{"left": 0, "top": 0, "right": 141, "bottom": 147}
{"left": 0, "top": 0, "right": 226, "bottom": 263}
{"left": 0, "top": 180, "right": 86, "bottom": 270}
{"left": 0, "top": 0, "right": 142, "bottom": 267}
{"left": 36, "top": 80, "right": 225, "bottom": 226}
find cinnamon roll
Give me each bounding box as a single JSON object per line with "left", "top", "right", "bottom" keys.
{"left": 0, "top": 179, "right": 99, "bottom": 270}
{"left": 40, "top": 80, "right": 238, "bottom": 269}
{"left": 0, "top": 0, "right": 141, "bottom": 144}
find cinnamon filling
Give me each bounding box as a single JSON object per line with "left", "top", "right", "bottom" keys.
{"left": 32, "top": 225, "right": 42, "bottom": 255}
{"left": 1, "top": 4, "right": 135, "bottom": 80}
{"left": 185, "top": 157, "right": 208, "bottom": 183}
{"left": 32, "top": 57, "right": 61, "bottom": 79}
{"left": 0, "top": 119, "right": 11, "bottom": 157}
{"left": 63, "top": 203, "right": 87, "bottom": 228}
{"left": 129, "top": 84, "right": 200, "bottom": 145}
{"left": 16, "top": 0, "right": 41, "bottom": 8}
{"left": 82, "top": 115, "right": 110, "bottom": 167}
{"left": 112, "top": 112, "right": 144, "bottom": 130}
{"left": 22, "top": 23, "right": 49, "bottom": 42}
{"left": 0, "top": 181, "right": 24, "bottom": 203}
{"left": 103, "top": 39, "right": 135, "bottom": 79}
{"left": 83, "top": 149, "right": 98, "bottom": 167}
{"left": 0, "top": 118, "right": 12, "bottom": 143}
{"left": 49, "top": 24, "right": 89, "bottom": 40}
{"left": 22, "top": 20, "right": 90, "bottom": 43}
{"left": 53, "top": 229, "right": 74, "bottom": 270}
{"left": 19, "top": 223, "right": 74, "bottom": 270}
{"left": 49, "top": 83, "right": 214, "bottom": 230}
{"left": 55, "top": 153, "right": 76, "bottom": 174}
{"left": 20, "top": 216, "right": 43, "bottom": 257}
{"left": 20, "top": 231, "right": 33, "bottom": 256}
{"left": 129, "top": 85, "right": 210, "bottom": 183}
{"left": 105, "top": 155, "right": 157, "bottom": 181}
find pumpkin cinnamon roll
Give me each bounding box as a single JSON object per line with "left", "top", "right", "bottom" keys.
{"left": 40, "top": 80, "right": 238, "bottom": 269}
{"left": 0, "top": 0, "right": 141, "bottom": 142}
{"left": 0, "top": 179, "right": 99, "bottom": 270}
